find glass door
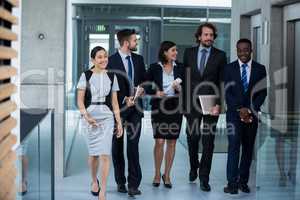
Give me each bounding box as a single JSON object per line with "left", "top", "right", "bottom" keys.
{"left": 84, "top": 21, "right": 149, "bottom": 68}
{"left": 88, "top": 33, "right": 110, "bottom": 67}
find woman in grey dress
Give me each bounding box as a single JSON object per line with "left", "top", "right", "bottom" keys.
{"left": 77, "top": 46, "right": 123, "bottom": 200}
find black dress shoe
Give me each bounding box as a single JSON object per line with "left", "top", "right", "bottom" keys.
{"left": 162, "top": 174, "right": 172, "bottom": 189}
{"left": 189, "top": 170, "right": 198, "bottom": 182}
{"left": 200, "top": 181, "right": 211, "bottom": 192}
{"left": 287, "top": 172, "right": 296, "bottom": 185}
{"left": 224, "top": 184, "right": 238, "bottom": 194}
{"left": 117, "top": 184, "right": 128, "bottom": 193}
{"left": 239, "top": 183, "right": 250, "bottom": 193}
{"left": 91, "top": 179, "right": 100, "bottom": 196}
{"left": 128, "top": 188, "right": 142, "bottom": 197}
{"left": 279, "top": 175, "right": 287, "bottom": 187}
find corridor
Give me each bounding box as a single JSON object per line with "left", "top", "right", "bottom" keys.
{"left": 56, "top": 113, "right": 257, "bottom": 200}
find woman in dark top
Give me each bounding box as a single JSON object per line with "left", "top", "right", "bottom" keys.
{"left": 147, "top": 41, "right": 184, "bottom": 188}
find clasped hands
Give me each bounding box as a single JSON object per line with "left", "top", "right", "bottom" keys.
{"left": 238, "top": 107, "right": 253, "bottom": 123}
{"left": 83, "top": 113, "right": 123, "bottom": 138}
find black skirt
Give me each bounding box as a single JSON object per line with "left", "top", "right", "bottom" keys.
{"left": 151, "top": 96, "right": 183, "bottom": 139}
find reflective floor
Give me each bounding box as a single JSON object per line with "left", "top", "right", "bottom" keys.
{"left": 17, "top": 111, "right": 299, "bottom": 200}
{"left": 56, "top": 113, "right": 257, "bottom": 200}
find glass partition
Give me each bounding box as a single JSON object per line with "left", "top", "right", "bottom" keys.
{"left": 71, "top": 4, "right": 232, "bottom": 162}
{"left": 16, "top": 109, "right": 54, "bottom": 200}
{"left": 256, "top": 113, "right": 300, "bottom": 200}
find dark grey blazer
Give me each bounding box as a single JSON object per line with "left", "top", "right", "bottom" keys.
{"left": 182, "top": 46, "right": 227, "bottom": 116}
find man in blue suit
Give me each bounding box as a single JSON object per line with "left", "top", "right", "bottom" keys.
{"left": 108, "top": 29, "right": 146, "bottom": 197}
{"left": 224, "top": 38, "right": 267, "bottom": 194}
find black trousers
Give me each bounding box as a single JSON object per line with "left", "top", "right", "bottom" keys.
{"left": 112, "top": 108, "right": 142, "bottom": 189}
{"left": 186, "top": 114, "right": 219, "bottom": 183}
{"left": 226, "top": 115, "right": 258, "bottom": 185}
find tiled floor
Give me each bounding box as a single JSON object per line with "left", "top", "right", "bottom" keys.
{"left": 17, "top": 112, "right": 299, "bottom": 200}
{"left": 56, "top": 114, "right": 258, "bottom": 200}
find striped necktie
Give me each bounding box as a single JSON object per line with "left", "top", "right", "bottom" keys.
{"left": 241, "top": 63, "right": 248, "bottom": 93}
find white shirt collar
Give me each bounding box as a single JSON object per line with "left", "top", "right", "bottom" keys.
{"left": 158, "top": 61, "right": 176, "bottom": 76}
{"left": 238, "top": 59, "right": 252, "bottom": 68}
{"left": 118, "top": 49, "right": 131, "bottom": 60}
{"left": 158, "top": 61, "right": 177, "bottom": 68}
{"left": 199, "top": 44, "right": 212, "bottom": 53}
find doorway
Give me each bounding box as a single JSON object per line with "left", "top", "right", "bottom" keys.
{"left": 251, "top": 14, "right": 262, "bottom": 62}
{"left": 81, "top": 21, "right": 149, "bottom": 72}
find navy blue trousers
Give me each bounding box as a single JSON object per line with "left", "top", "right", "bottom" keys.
{"left": 226, "top": 113, "right": 258, "bottom": 185}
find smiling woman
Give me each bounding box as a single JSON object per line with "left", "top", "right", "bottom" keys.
{"left": 76, "top": 46, "right": 122, "bottom": 200}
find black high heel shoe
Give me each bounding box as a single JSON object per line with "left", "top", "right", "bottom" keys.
{"left": 162, "top": 174, "right": 172, "bottom": 189}
{"left": 91, "top": 179, "right": 100, "bottom": 196}
{"left": 18, "top": 181, "right": 28, "bottom": 196}
{"left": 152, "top": 173, "right": 161, "bottom": 187}
{"left": 152, "top": 182, "right": 160, "bottom": 187}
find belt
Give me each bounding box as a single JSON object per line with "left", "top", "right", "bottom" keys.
{"left": 91, "top": 102, "right": 106, "bottom": 105}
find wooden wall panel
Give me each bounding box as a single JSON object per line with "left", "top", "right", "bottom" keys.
{"left": 0, "top": 7, "right": 18, "bottom": 25}
{"left": 0, "top": 100, "right": 17, "bottom": 120}
{"left": 0, "top": 0, "right": 19, "bottom": 199}
{"left": 0, "top": 66, "right": 17, "bottom": 80}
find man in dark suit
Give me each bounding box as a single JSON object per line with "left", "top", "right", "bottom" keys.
{"left": 183, "top": 23, "right": 227, "bottom": 192}
{"left": 108, "top": 29, "right": 146, "bottom": 197}
{"left": 224, "top": 38, "right": 267, "bottom": 194}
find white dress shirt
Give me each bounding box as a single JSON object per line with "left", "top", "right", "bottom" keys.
{"left": 238, "top": 59, "right": 252, "bottom": 84}
{"left": 118, "top": 49, "right": 135, "bottom": 83}
{"left": 197, "top": 44, "right": 211, "bottom": 71}
{"left": 158, "top": 61, "right": 179, "bottom": 97}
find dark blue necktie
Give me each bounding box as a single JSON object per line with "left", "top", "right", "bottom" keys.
{"left": 199, "top": 48, "right": 207, "bottom": 75}
{"left": 126, "top": 55, "right": 133, "bottom": 81}
{"left": 241, "top": 63, "right": 248, "bottom": 93}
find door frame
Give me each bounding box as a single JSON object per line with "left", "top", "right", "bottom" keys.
{"left": 251, "top": 14, "right": 262, "bottom": 62}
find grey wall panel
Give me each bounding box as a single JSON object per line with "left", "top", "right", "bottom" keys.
{"left": 21, "top": 0, "right": 66, "bottom": 181}
{"left": 295, "top": 21, "right": 300, "bottom": 112}
{"left": 21, "top": 0, "right": 66, "bottom": 85}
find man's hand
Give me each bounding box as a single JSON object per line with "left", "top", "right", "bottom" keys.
{"left": 210, "top": 105, "right": 220, "bottom": 116}
{"left": 156, "top": 91, "right": 165, "bottom": 97}
{"left": 239, "top": 108, "right": 253, "bottom": 123}
{"left": 125, "top": 96, "right": 135, "bottom": 107}
{"left": 134, "top": 86, "right": 145, "bottom": 100}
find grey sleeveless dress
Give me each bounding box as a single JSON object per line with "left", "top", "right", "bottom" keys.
{"left": 77, "top": 72, "right": 119, "bottom": 156}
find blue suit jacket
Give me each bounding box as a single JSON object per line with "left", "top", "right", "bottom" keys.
{"left": 224, "top": 60, "right": 267, "bottom": 118}
{"left": 107, "top": 51, "right": 146, "bottom": 117}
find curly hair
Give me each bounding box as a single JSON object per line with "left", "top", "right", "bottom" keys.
{"left": 194, "top": 22, "right": 218, "bottom": 43}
